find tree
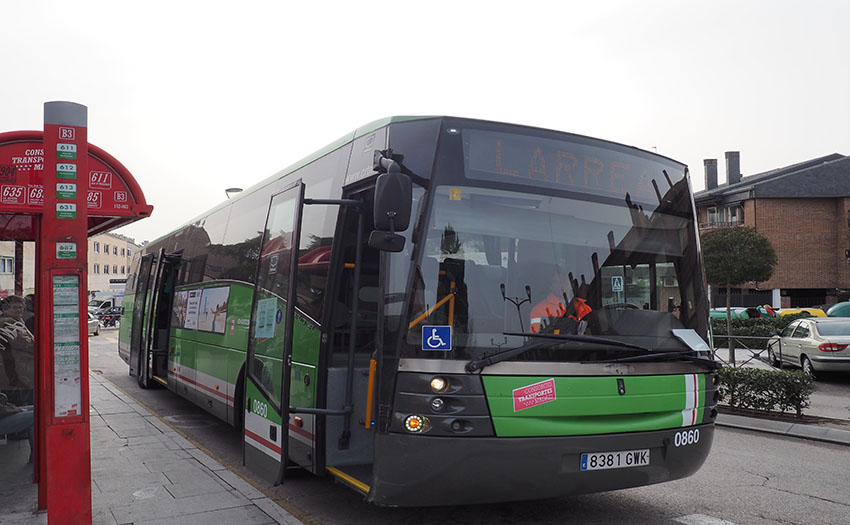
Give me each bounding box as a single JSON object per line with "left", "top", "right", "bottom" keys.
{"left": 701, "top": 226, "right": 778, "bottom": 364}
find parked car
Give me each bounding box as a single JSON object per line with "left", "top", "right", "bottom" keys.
{"left": 710, "top": 307, "right": 748, "bottom": 319}
{"left": 87, "top": 312, "right": 100, "bottom": 336}
{"left": 767, "top": 318, "right": 850, "bottom": 377}
{"left": 826, "top": 301, "right": 850, "bottom": 317}
{"left": 776, "top": 307, "right": 826, "bottom": 318}
{"left": 710, "top": 305, "right": 776, "bottom": 319}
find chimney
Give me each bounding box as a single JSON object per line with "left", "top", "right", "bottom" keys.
{"left": 704, "top": 159, "right": 718, "bottom": 190}
{"left": 726, "top": 151, "right": 741, "bottom": 185}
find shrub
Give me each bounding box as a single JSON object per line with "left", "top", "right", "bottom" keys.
{"left": 717, "top": 366, "right": 814, "bottom": 417}
{"left": 711, "top": 313, "right": 813, "bottom": 349}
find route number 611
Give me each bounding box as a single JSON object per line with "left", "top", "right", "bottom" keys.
{"left": 674, "top": 429, "right": 700, "bottom": 447}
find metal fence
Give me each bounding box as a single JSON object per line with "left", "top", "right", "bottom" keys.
{"left": 711, "top": 334, "right": 783, "bottom": 368}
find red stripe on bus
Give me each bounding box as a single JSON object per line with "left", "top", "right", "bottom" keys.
{"left": 244, "top": 428, "right": 282, "bottom": 455}
{"left": 289, "top": 423, "right": 315, "bottom": 440}
{"left": 690, "top": 374, "right": 698, "bottom": 425}
{"left": 170, "top": 371, "right": 234, "bottom": 403}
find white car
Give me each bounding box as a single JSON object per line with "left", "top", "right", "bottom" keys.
{"left": 767, "top": 318, "right": 850, "bottom": 377}
{"left": 87, "top": 312, "right": 100, "bottom": 336}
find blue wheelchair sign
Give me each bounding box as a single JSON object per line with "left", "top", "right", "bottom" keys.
{"left": 422, "top": 325, "right": 452, "bottom": 351}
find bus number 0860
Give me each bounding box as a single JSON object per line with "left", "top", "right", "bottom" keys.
{"left": 252, "top": 399, "right": 268, "bottom": 418}
{"left": 674, "top": 429, "right": 699, "bottom": 447}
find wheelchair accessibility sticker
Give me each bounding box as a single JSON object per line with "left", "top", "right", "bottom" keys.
{"left": 422, "top": 325, "right": 452, "bottom": 351}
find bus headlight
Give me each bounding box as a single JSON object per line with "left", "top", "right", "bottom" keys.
{"left": 430, "top": 376, "right": 448, "bottom": 393}
{"left": 392, "top": 373, "right": 494, "bottom": 437}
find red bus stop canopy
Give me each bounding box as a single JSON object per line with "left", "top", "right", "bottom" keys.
{"left": 0, "top": 130, "right": 153, "bottom": 233}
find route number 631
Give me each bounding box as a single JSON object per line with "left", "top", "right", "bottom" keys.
{"left": 674, "top": 429, "right": 700, "bottom": 447}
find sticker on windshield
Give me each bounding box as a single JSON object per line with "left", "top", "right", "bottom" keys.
{"left": 513, "top": 378, "right": 557, "bottom": 411}
{"left": 422, "top": 325, "right": 452, "bottom": 351}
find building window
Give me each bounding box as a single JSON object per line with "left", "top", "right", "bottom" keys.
{"left": 93, "top": 264, "right": 100, "bottom": 274}
{"left": 708, "top": 207, "right": 722, "bottom": 226}
{"left": 113, "top": 246, "right": 118, "bottom": 256}
{"left": 113, "top": 265, "right": 118, "bottom": 274}
{"left": 121, "top": 265, "right": 125, "bottom": 274}
{"left": 0, "top": 257, "right": 12, "bottom": 274}
{"left": 728, "top": 205, "right": 743, "bottom": 225}
{"left": 104, "top": 265, "right": 109, "bottom": 274}
{"left": 104, "top": 244, "right": 110, "bottom": 254}
{"left": 121, "top": 248, "right": 125, "bottom": 256}
{"left": 94, "top": 242, "right": 100, "bottom": 253}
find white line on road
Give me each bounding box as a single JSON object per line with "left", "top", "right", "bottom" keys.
{"left": 673, "top": 515, "right": 736, "bottom": 525}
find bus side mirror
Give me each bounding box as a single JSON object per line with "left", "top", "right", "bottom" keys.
{"left": 369, "top": 170, "right": 412, "bottom": 252}
{"left": 373, "top": 171, "right": 412, "bottom": 232}
{"left": 368, "top": 231, "right": 406, "bottom": 252}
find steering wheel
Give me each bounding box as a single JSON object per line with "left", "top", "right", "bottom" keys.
{"left": 600, "top": 302, "right": 640, "bottom": 310}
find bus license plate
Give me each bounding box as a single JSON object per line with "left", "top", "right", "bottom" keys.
{"left": 580, "top": 449, "right": 650, "bottom": 471}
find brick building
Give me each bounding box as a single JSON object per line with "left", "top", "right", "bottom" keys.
{"left": 695, "top": 152, "right": 850, "bottom": 308}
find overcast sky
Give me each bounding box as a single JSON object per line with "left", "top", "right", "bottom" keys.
{"left": 3, "top": 1, "right": 849, "bottom": 243}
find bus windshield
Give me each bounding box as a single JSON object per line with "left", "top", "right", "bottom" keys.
{"left": 401, "top": 182, "right": 707, "bottom": 361}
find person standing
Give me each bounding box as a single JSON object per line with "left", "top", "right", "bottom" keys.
{"left": 0, "top": 296, "right": 35, "bottom": 406}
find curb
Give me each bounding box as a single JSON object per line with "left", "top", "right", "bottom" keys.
{"left": 716, "top": 413, "right": 850, "bottom": 446}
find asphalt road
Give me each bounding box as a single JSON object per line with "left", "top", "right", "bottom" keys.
{"left": 89, "top": 331, "right": 850, "bottom": 524}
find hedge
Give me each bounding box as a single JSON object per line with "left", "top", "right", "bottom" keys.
{"left": 717, "top": 366, "right": 814, "bottom": 417}
{"left": 711, "top": 312, "right": 813, "bottom": 349}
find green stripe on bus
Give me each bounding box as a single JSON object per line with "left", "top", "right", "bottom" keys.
{"left": 482, "top": 374, "right": 707, "bottom": 437}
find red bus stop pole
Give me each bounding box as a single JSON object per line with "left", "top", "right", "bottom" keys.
{"left": 39, "top": 101, "right": 92, "bottom": 523}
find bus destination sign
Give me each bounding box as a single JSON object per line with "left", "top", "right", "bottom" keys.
{"left": 464, "top": 130, "right": 685, "bottom": 204}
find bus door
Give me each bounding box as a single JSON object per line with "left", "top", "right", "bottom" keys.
{"left": 322, "top": 190, "right": 381, "bottom": 494}
{"left": 129, "top": 253, "right": 155, "bottom": 380}
{"left": 243, "top": 181, "right": 304, "bottom": 485}
{"left": 140, "top": 248, "right": 180, "bottom": 388}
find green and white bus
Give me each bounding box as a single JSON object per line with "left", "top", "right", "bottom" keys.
{"left": 119, "top": 116, "right": 720, "bottom": 506}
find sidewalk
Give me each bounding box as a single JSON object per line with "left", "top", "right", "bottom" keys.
{"left": 712, "top": 347, "right": 850, "bottom": 446}
{"left": 1, "top": 372, "right": 302, "bottom": 525}
{"left": 717, "top": 412, "right": 850, "bottom": 446}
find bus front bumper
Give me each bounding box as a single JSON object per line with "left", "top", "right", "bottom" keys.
{"left": 368, "top": 423, "right": 714, "bottom": 507}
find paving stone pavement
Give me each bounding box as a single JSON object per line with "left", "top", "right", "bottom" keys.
{"left": 0, "top": 372, "right": 302, "bottom": 525}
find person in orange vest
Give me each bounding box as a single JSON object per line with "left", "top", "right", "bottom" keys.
{"left": 529, "top": 271, "right": 593, "bottom": 333}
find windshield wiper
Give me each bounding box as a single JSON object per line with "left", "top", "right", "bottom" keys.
{"left": 504, "top": 332, "right": 654, "bottom": 352}
{"left": 465, "top": 332, "right": 655, "bottom": 373}
{"left": 595, "top": 350, "right": 722, "bottom": 370}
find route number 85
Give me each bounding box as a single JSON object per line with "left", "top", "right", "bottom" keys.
{"left": 674, "top": 429, "right": 700, "bottom": 447}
